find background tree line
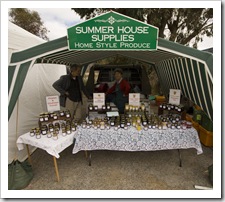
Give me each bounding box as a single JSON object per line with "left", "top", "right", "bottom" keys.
{"left": 9, "top": 8, "right": 213, "bottom": 49}
{"left": 71, "top": 8, "right": 213, "bottom": 48}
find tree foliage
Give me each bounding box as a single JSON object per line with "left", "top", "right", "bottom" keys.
{"left": 71, "top": 8, "right": 213, "bottom": 48}
{"left": 9, "top": 8, "right": 49, "bottom": 41}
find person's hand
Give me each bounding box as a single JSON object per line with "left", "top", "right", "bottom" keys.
{"left": 65, "top": 92, "right": 69, "bottom": 96}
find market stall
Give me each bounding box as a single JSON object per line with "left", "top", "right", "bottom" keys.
{"left": 9, "top": 11, "right": 213, "bottom": 180}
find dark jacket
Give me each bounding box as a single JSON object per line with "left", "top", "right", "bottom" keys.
{"left": 52, "top": 74, "right": 90, "bottom": 107}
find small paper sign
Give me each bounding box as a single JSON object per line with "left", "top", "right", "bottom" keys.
{"left": 93, "top": 93, "right": 105, "bottom": 108}
{"left": 169, "top": 89, "right": 181, "bottom": 105}
{"left": 129, "top": 93, "right": 140, "bottom": 106}
{"left": 46, "top": 95, "right": 60, "bottom": 112}
{"left": 106, "top": 111, "right": 119, "bottom": 117}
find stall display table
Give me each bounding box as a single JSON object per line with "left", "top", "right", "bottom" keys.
{"left": 16, "top": 131, "right": 76, "bottom": 182}
{"left": 73, "top": 127, "right": 203, "bottom": 165}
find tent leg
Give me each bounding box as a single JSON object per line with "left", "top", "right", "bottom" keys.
{"left": 178, "top": 149, "right": 182, "bottom": 167}
{"left": 88, "top": 152, "right": 92, "bottom": 166}
{"left": 85, "top": 150, "right": 88, "bottom": 159}
{"left": 26, "top": 144, "right": 32, "bottom": 166}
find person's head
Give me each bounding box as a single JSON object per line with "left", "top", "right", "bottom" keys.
{"left": 70, "top": 64, "right": 82, "bottom": 77}
{"left": 114, "top": 68, "right": 123, "bottom": 82}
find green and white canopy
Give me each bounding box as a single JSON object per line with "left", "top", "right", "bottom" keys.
{"left": 8, "top": 36, "right": 213, "bottom": 120}
{"left": 8, "top": 11, "right": 213, "bottom": 121}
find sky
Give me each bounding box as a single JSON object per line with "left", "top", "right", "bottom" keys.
{"left": 29, "top": 8, "right": 213, "bottom": 50}
{"left": 29, "top": 8, "right": 83, "bottom": 40}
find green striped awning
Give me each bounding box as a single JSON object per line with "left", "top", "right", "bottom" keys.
{"left": 8, "top": 36, "right": 213, "bottom": 120}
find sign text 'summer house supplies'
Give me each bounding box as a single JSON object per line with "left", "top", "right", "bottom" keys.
{"left": 67, "top": 11, "right": 158, "bottom": 50}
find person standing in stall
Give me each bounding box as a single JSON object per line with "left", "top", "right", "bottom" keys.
{"left": 106, "top": 68, "right": 131, "bottom": 114}
{"left": 52, "top": 64, "right": 91, "bottom": 122}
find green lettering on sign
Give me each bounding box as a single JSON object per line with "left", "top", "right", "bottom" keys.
{"left": 67, "top": 11, "right": 158, "bottom": 50}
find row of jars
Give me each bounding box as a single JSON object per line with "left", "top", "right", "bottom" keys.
{"left": 39, "top": 110, "right": 71, "bottom": 122}
{"left": 88, "top": 103, "right": 111, "bottom": 111}
{"left": 30, "top": 120, "right": 77, "bottom": 139}
{"left": 159, "top": 103, "right": 184, "bottom": 112}
{"left": 81, "top": 114, "right": 192, "bottom": 131}
{"left": 79, "top": 118, "right": 191, "bottom": 131}
{"left": 125, "top": 103, "right": 146, "bottom": 112}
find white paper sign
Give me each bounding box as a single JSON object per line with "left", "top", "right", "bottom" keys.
{"left": 46, "top": 95, "right": 60, "bottom": 112}
{"left": 93, "top": 93, "right": 105, "bottom": 108}
{"left": 129, "top": 93, "right": 140, "bottom": 106}
{"left": 106, "top": 111, "right": 119, "bottom": 117}
{"left": 169, "top": 89, "right": 181, "bottom": 105}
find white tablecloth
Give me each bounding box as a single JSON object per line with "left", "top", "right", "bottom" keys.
{"left": 72, "top": 127, "right": 203, "bottom": 155}
{"left": 17, "top": 131, "right": 76, "bottom": 158}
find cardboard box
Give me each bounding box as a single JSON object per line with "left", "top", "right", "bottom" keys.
{"left": 191, "top": 119, "right": 200, "bottom": 134}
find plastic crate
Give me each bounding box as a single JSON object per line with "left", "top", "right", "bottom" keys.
{"left": 199, "top": 125, "right": 213, "bottom": 147}
{"left": 201, "top": 112, "right": 213, "bottom": 132}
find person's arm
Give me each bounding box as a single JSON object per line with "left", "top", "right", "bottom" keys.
{"left": 122, "top": 80, "right": 131, "bottom": 96}
{"left": 106, "top": 83, "right": 116, "bottom": 95}
{"left": 79, "top": 76, "right": 92, "bottom": 99}
{"left": 52, "top": 76, "right": 68, "bottom": 96}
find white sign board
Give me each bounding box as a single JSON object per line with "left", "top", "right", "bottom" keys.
{"left": 129, "top": 93, "right": 140, "bottom": 106}
{"left": 46, "top": 95, "right": 60, "bottom": 112}
{"left": 93, "top": 93, "right": 105, "bottom": 108}
{"left": 169, "top": 89, "right": 181, "bottom": 105}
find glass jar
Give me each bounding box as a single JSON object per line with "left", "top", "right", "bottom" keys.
{"left": 59, "top": 111, "right": 65, "bottom": 116}
{"left": 30, "top": 130, "right": 35, "bottom": 137}
{"left": 52, "top": 132, "right": 58, "bottom": 140}
{"left": 53, "top": 114, "right": 58, "bottom": 120}
{"left": 141, "top": 103, "right": 145, "bottom": 111}
{"left": 65, "top": 111, "right": 71, "bottom": 118}
{"left": 88, "top": 104, "right": 93, "bottom": 111}
{"left": 106, "top": 103, "right": 111, "bottom": 110}
{"left": 39, "top": 115, "right": 44, "bottom": 122}
{"left": 47, "top": 132, "right": 52, "bottom": 138}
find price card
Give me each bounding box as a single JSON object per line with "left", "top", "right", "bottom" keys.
{"left": 93, "top": 93, "right": 105, "bottom": 108}
{"left": 169, "top": 89, "right": 181, "bottom": 105}
{"left": 129, "top": 93, "right": 140, "bottom": 106}
{"left": 46, "top": 95, "right": 60, "bottom": 112}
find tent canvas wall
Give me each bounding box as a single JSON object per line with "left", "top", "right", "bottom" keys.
{"left": 8, "top": 21, "right": 67, "bottom": 163}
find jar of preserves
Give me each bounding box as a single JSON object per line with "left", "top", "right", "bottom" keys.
{"left": 88, "top": 104, "right": 93, "bottom": 111}
{"left": 52, "top": 132, "right": 58, "bottom": 140}
{"left": 29, "top": 129, "right": 35, "bottom": 137}
{"left": 59, "top": 110, "right": 65, "bottom": 117}
{"left": 49, "top": 123, "right": 54, "bottom": 132}
{"left": 39, "top": 114, "right": 44, "bottom": 122}
{"left": 65, "top": 111, "right": 71, "bottom": 118}
{"left": 66, "top": 126, "right": 71, "bottom": 134}
{"left": 44, "top": 113, "right": 49, "bottom": 121}
{"left": 47, "top": 132, "right": 52, "bottom": 138}
{"left": 106, "top": 103, "right": 111, "bottom": 110}
{"left": 71, "top": 123, "right": 76, "bottom": 131}
{"left": 53, "top": 113, "right": 58, "bottom": 120}
{"left": 141, "top": 103, "right": 145, "bottom": 111}
{"left": 35, "top": 128, "right": 41, "bottom": 139}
